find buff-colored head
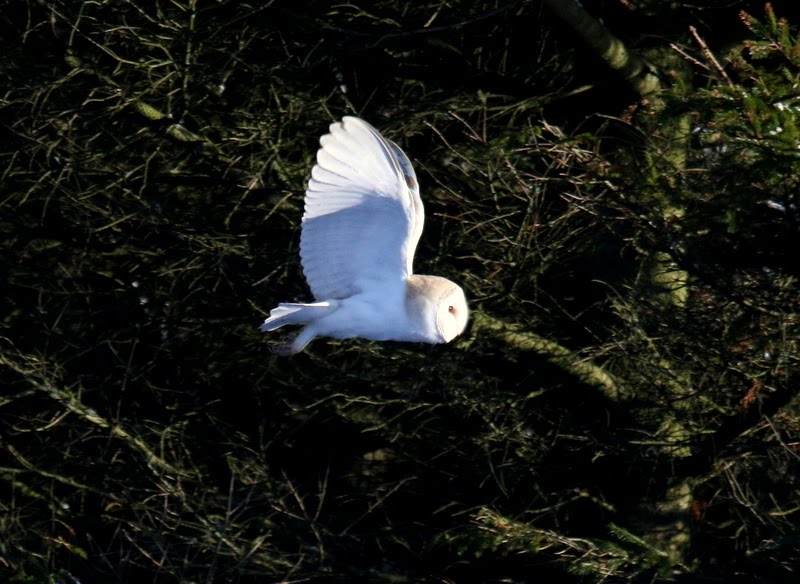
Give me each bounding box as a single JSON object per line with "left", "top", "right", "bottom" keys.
{"left": 406, "top": 275, "right": 469, "bottom": 343}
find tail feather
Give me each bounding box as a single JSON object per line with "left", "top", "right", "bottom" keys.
{"left": 259, "top": 301, "right": 336, "bottom": 332}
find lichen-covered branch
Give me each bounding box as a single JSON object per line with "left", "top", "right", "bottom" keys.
{"left": 0, "top": 352, "right": 183, "bottom": 477}
{"left": 542, "top": 0, "right": 661, "bottom": 97}
{"left": 471, "top": 312, "right": 628, "bottom": 401}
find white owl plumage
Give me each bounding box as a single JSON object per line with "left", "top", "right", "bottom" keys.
{"left": 261, "top": 116, "right": 468, "bottom": 354}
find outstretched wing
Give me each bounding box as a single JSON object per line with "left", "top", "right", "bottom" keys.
{"left": 300, "top": 116, "right": 424, "bottom": 300}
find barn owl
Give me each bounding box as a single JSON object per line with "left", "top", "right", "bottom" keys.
{"left": 261, "top": 116, "right": 468, "bottom": 354}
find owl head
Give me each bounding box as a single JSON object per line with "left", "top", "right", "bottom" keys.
{"left": 406, "top": 275, "right": 469, "bottom": 343}
{"left": 436, "top": 283, "right": 469, "bottom": 342}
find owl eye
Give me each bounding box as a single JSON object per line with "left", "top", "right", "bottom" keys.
{"left": 448, "top": 305, "right": 455, "bottom": 313}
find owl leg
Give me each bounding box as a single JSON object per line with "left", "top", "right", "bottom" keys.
{"left": 272, "top": 325, "right": 318, "bottom": 356}
{"left": 271, "top": 340, "right": 299, "bottom": 356}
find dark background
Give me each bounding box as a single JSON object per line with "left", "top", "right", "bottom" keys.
{"left": 1, "top": 1, "right": 799, "bottom": 582}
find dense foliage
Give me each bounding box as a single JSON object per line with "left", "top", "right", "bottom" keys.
{"left": 1, "top": 1, "right": 799, "bottom": 582}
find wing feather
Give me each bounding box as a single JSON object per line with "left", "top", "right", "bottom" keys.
{"left": 300, "top": 117, "right": 424, "bottom": 300}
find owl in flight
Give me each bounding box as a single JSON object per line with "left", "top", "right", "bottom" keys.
{"left": 261, "top": 116, "right": 468, "bottom": 354}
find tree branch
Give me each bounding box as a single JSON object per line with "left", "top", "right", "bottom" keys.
{"left": 542, "top": 0, "right": 661, "bottom": 97}
{"left": 0, "top": 351, "right": 185, "bottom": 477}
{"left": 472, "top": 313, "right": 628, "bottom": 401}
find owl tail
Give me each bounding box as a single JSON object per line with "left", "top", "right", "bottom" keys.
{"left": 259, "top": 301, "right": 336, "bottom": 332}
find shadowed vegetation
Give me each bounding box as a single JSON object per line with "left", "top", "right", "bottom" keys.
{"left": 1, "top": 1, "right": 799, "bottom": 582}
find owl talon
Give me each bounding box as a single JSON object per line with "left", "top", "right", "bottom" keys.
{"left": 271, "top": 343, "right": 296, "bottom": 356}
{"left": 271, "top": 334, "right": 298, "bottom": 356}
